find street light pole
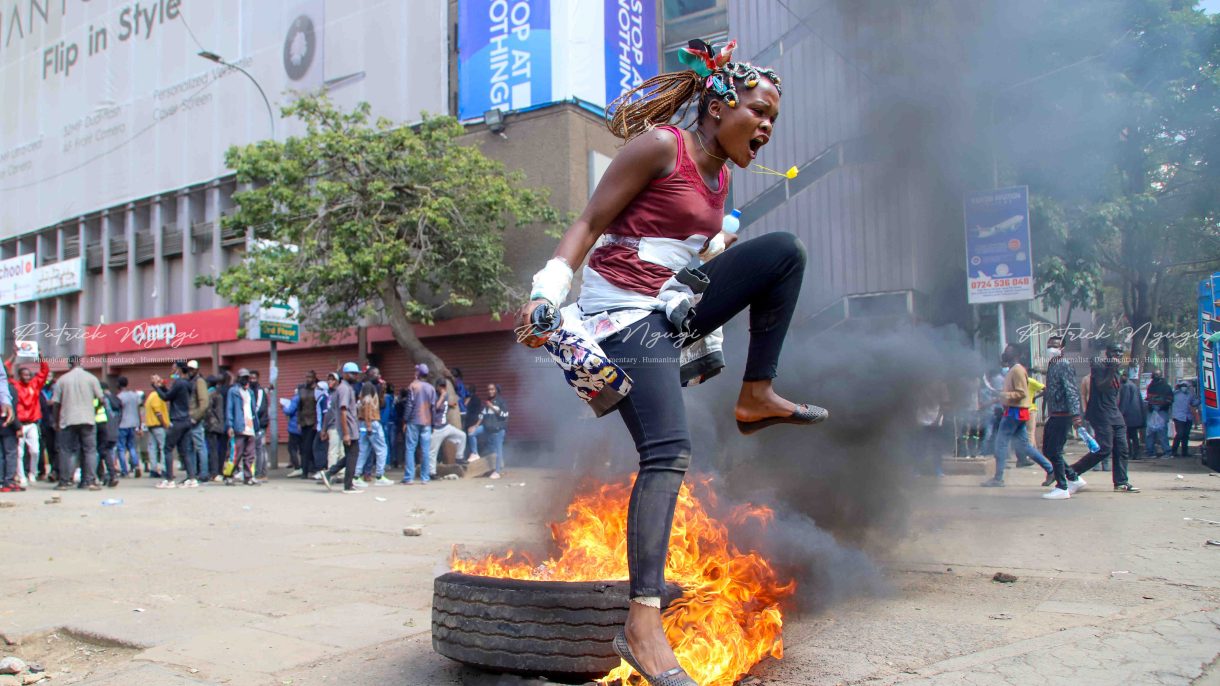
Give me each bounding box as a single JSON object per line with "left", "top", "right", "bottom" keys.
{"left": 197, "top": 49, "right": 281, "bottom": 470}
{"left": 198, "top": 51, "right": 276, "bottom": 140}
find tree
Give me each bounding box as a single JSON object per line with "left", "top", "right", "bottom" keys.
{"left": 202, "top": 95, "right": 561, "bottom": 377}
{"left": 991, "top": 0, "right": 1220, "bottom": 366}
{"left": 1031, "top": 198, "right": 1105, "bottom": 327}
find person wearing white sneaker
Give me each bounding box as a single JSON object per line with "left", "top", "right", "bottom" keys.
{"left": 427, "top": 378, "right": 466, "bottom": 477}
{"left": 1068, "top": 343, "right": 1138, "bottom": 492}
{"left": 6, "top": 353, "right": 49, "bottom": 489}
{"left": 224, "top": 369, "right": 262, "bottom": 487}
{"left": 1042, "top": 487, "right": 1071, "bottom": 500}
{"left": 155, "top": 479, "right": 177, "bottom": 489}
{"left": 1040, "top": 337, "right": 1086, "bottom": 498}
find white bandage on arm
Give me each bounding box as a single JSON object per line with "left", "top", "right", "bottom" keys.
{"left": 630, "top": 596, "right": 661, "bottom": 608}
{"left": 699, "top": 232, "right": 728, "bottom": 261}
{"left": 530, "top": 257, "right": 574, "bottom": 306}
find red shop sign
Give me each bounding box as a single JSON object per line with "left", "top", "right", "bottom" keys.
{"left": 85, "top": 307, "right": 241, "bottom": 356}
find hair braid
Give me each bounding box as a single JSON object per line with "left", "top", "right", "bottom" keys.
{"left": 606, "top": 70, "right": 704, "bottom": 140}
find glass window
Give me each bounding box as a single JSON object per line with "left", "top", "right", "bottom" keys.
{"left": 664, "top": 0, "right": 718, "bottom": 20}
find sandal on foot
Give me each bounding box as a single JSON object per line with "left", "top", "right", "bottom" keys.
{"left": 736, "top": 404, "right": 828, "bottom": 436}
{"left": 612, "top": 629, "right": 698, "bottom": 686}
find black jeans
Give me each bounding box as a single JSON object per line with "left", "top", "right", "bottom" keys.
{"left": 1070, "top": 422, "right": 1129, "bottom": 486}
{"left": 1172, "top": 419, "right": 1192, "bottom": 455}
{"left": 298, "top": 426, "right": 317, "bottom": 474}
{"left": 165, "top": 421, "right": 197, "bottom": 481}
{"left": 599, "top": 232, "right": 805, "bottom": 599}
{"left": 1125, "top": 426, "right": 1143, "bottom": 459}
{"left": 208, "top": 431, "right": 225, "bottom": 478}
{"left": 326, "top": 437, "right": 359, "bottom": 489}
{"left": 312, "top": 430, "right": 328, "bottom": 472}
{"left": 98, "top": 436, "right": 118, "bottom": 482}
{"left": 287, "top": 433, "right": 301, "bottom": 468}
{"left": 40, "top": 424, "right": 55, "bottom": 477}
{"left": 1041, "top": 416, "right": 1080, "bottom": 490}
{"left": 0, "top": 424, "right": 18, "bottom": 486}
{"left": 58, "top": 424, "right": 99, "bottom": 486}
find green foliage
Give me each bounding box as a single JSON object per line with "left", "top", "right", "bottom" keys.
{"left": 993, "top": 1, "right": 1220, "bottom": 360}
{"left": 202, "top": 95, "right": 560, "bottom": 343}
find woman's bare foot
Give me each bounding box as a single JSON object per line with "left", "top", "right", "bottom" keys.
{"left": 624, "top": 603, "right": 680, "bottom": 677}
{"left": 734, "top": 379, "right": 798, "bottom": 423}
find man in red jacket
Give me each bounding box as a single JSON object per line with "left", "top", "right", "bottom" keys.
{"left": 5, "top": 354, "right": 49, "bottom": 486}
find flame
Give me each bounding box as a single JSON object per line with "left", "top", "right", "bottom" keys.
{"left": 451, "top": 477, "right": 795, "bottom": 686}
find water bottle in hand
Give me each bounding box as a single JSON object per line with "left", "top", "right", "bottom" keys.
{"left": 721, "top": 209, "right": 742, "bottom": 234}
{"left": 1076, "top": 427, "right": 1100, "bottom": 453}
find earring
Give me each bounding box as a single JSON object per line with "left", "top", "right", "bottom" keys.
{"left": 714, "top": 115, "right": 721, "bottom": 120}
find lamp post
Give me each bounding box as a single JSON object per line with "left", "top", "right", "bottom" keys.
{"left": 197, "top": 49, "right": 281, "bottom": 469}
{"left": 198, "top": 50, "right": 276, "bottom": 140}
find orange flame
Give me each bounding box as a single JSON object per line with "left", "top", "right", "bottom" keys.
{"left": 451, "top": 477, "right": 796, "bottom": 686}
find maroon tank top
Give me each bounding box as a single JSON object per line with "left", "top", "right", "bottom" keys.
{"left": 588, "top": 125, "right": 730, "bottom": 296}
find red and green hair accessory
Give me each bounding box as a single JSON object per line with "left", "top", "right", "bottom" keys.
{"left": 677, "top": 38, "right": 782, "bottom": 108}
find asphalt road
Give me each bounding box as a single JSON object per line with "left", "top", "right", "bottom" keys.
{"left": 0, "top": 451, "right": 1216, "bottom": 685}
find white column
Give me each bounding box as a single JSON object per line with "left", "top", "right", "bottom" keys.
{"left": 77, "top": 219, "right": 89, "bottom": 351}
{"left": 152, "top": 196, "right": 166, "bottom": 317}
{"left": 177, "top": 189, "right": 192, "bottom": 314}
{"left": 100, "top": 210, "right": 114, "bottom": 324}
{"left": 125, "top": 202, "right": 138, "bottom": 321}
{"left": 204, "top": 182, "right": 221, "bottom": 311}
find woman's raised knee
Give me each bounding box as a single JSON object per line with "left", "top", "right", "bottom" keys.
{"left": 751, "top": 231, "right": 806, "bottom": 270}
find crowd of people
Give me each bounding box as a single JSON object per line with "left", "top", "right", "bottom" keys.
{"left": 939, "top": 339, "right": 1204, "bottom": 500}
{"left": 0, "top": 354, "right": 509, "bottom": 495}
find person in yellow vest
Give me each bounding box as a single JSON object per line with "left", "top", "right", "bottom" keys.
{"left": 144, "top": 377, "right": 170, "bottom": 478}
{"left": 94, "top": 388, "right": 121, "bottom": 488}
{"left": 1017, "top": 374, "right": 1045, "bottom": 466}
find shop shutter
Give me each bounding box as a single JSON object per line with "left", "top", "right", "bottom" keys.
{"left": 226, "top": 347, "right": 349, "bottom": 443}
{"left": 370, "top": 331, "right": 543, "bottom": 442}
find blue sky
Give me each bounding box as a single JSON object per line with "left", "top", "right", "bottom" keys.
{"left": 1200, "top": 0, "right": 1220, "bottom": 13}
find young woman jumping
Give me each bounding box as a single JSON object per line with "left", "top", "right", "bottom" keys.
{"left": 518, "top": 40, "right": 826, "bottom": 686}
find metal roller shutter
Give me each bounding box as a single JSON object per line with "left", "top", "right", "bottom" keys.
{"left": 370, "top": 332, "right": 543, "bottom": 442}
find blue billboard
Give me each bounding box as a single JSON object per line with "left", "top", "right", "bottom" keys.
{"left": 963, "top": 186, "right": 1035, "bottom": 304}
{"left": 459, "top": 0, "right": 554, "bottom": 120}
{"left": 457, "top": 0, "right": 658, "bottom": 121}
{"left": 603, "top": 0, "right": 658, "bottom": 108}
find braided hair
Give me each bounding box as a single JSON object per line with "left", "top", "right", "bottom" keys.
{"left": 606, "top": 39, "right": 782, "bottom": 140}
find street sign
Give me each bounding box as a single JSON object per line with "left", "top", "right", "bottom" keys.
{"left": 257, "top": 319, "right": 301, "bottom": 343}
{"left": 964, "top": 186, "right": 1035, "bottom": 304}
{"left": 248, "top": 299, "right": 301, "bottom": 344}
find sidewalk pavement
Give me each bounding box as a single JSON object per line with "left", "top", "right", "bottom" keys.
{"left": 0, "top": 453, "right": 1216, "bottom": 685}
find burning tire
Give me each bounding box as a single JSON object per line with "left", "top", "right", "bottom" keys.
{"left": 432, "top": 572, "right": 678, "bottom": 681}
